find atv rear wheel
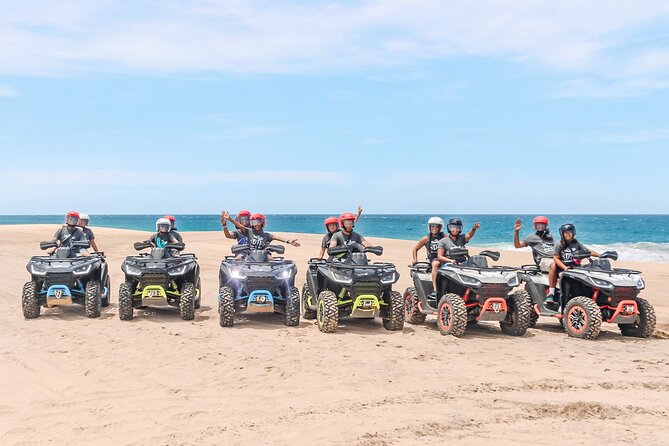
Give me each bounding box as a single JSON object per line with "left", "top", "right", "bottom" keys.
{"left": 437, "top": 293, "right": 467, "bottom": 337}
{"left": 22, "top": 281, "right": 40, "bottom": 319}
{"left": 118, "top": 282, "right": 134, "bottom": 321}
{"left": 219, "top": 286, "right": 235, "bottom": 327}
{"left": 500, "top": 290, "right": 531, "bottom": 336}
{"left": 194, "top": 278, "right": 202, "bottom": 309}
{"left": 179, "top": 282, "right": 196, "bottom": 321}
{"left": 404, "top": 287, "right": 426, "bottom": 325}
{"left": 85, "top": 280, "right": 102, "bottom": 318}
{"left": 101, "top": 275, "right": 111, "bottom": 308}
{"left": 524, "top": 284, "right": 539, "bottom": 328}
{"left": 563, "top": 296, "right": 602, "bottom": 339}
{"left": 316, "top": 290, "right": 338, "bottom": 333}
{"left": 383, "top": 290, "right": 404, "bottom": 331}
{"left": 619, "top": 297, "right": 656, "bottom": 338}
{"left": 283, "top": 287, "right": 300, "bottom": 327}
{"left": 301, "top": 283, "right": 316, "bottom": 320}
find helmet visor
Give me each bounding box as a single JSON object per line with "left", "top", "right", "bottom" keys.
{"left": 250, "top": 218, "right": 263, "bottom": 226}
{"left": 238, "top": 216, "right": 250, "bottom": 226}
{"left": 342, "top": 219, "right": 354, "bottom": 230}
{"left": 158, "top": 224, "right": 171, "bottom": 232}
{"left": 447, "top": 224, "right": 462, "bottom": 233}
{"left": 66, "top": 216, "right": 79, "bottom": 226}
{"left": 534, "top": 223, "right": 547, "bottom": 232}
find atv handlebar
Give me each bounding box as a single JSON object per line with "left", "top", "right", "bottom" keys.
{"left": 134, "top": 241, "right": 185, "bottom": 251}
{"left": 230, "top": 244, "right": 285, "bottom": 255}
{"left": 479, "top": 250, "right": 501, "bottom": 262}
{"left": 40, "top": 241, "right": 57, "bottom": 250}
{"left": 327, "top": 243, "right": 383, "bottom": 256}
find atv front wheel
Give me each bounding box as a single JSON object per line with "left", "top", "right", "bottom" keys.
{"left": 619, "top": 297, "right": 656, "bottom": 338}
{"left": 500, "top": 290, "right": 531, "bottom": 336}
{"left": 437, "top": 293, "right": 467, "bottom": 337}
{"left": 85, "top": 280, "right": 102, "bottom": 318}
{"left": 301, "top": 283, "right": 316, "bottom": 320}
{"left": 563, "top": 296, "right": 602, "bottom": 339}
{"left": 383, "top": 290, "right": 404, "bottom": 331}
{"left": 22, "top": 281, "right": 40, "bottom": 319}
{"left": 316, "top": 290, "right": 338, "bottom": 333}
{"left": 195, "top": 278, "right": 202, "bottom": 309}
{"left": 101, "top": 275, "right": 111, "bottom": 307}
{"left": 283, "top": 287, "right": 300, "bottom": 327}
{"left": 118, "top": 282, "right": 134, "bottom": 321}
{"left": 219, "top": 286, "right": 235, "bottom": 327}
{"left": 180, "top": 282, "right": 196, "bottom": 321}
{"left": 404, "top": 287, "right": 426, "bottom": 325}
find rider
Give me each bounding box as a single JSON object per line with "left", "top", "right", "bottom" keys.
{"left": 546, "top": 223, "right": 600, "bottom": 304}
{"left": 412, "top": 217, "right": 446, "bottom": 293}
{"left": 319, "top": 216, "right": 341, "bottom": 259}
{"left": 77, "top": 213, "right": 99, "bottom": 252}
{"left": 146, "top": 217, "right": 180, "bottom": 254}
{"left": 221, "top": 211, "right": 300, "bottom": 250}
{"left": 223, "top": 210, "right": 251, "bottom": 245}
{"left": 328, "top": 212, "right": 373, "bottom": 258}
{"left": 436, "top": 218, "right": 480, "bottom": 264}
{"left": 163, "top": 215, "right": 183, "bottom": 243}
{"left": 513, "top": 216, "right": 554, "bottom": 272}
{"left": 49, "top": 211, "right": 89, "bottom": 256}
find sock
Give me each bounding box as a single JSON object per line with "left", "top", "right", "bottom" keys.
{"left": 548, "top": 288, "right": 555, "bottom": 295}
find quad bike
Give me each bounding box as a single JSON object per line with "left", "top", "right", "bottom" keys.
{"left": 519, "top": 251, "right": 656, "bottom": 339}
{"left": 23, "top": 240, "right": 110, "bottom": 318}
{"left": 218, "top": 244, "right": 299, "bottom": 327}
{"left": 118, "top": 241, "right": 201, "bottom": 321}
{"left": 302, "top": 243, "right": 403, "bottom": 333}
{"left": 404, "top": 247, "right": 530, "bottom": 337}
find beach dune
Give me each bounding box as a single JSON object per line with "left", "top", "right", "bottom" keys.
{"left": 0, "top": 225, "right": 667, "bottom": 445}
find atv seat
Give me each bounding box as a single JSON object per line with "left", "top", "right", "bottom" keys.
{"left": 463, "top": 255, "right": 489, "bottom": 269}
{"left": 589, "top": 258, "right": 612, "bottom": 272}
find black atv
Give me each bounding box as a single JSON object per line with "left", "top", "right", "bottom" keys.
{"left": 519, "top": 251, "right": 656, "bottom": 339}
{"left": 23, "top": 241, "right": 110, "bottom": 319}
{"left": 218, "top": 244, "right": 299, "bottom": 327}
{"left": 118, "top": 241, "right": 201, "bottom": 321}
{"left": 404, "top": 247, "right": 530, "bottom": 337}
{"left": 302, "top": 243, "right": 403, "bottom": 333}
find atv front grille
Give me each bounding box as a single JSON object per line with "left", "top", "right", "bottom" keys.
{"left": 352, "top": 282, "right": 380, "bottom": 297}
{"left": 477, "top": 283, "right": 509, "bottom": 297}
{"left": 613, "top": 287, "right": 638, "bottom": 300}
{"left": 245, "top": 276, "right": 278, "bottom": 294}
{"left": 140, "top": 273, "right": 168, "bottom": 287}
{"left": 45, "top": 273, "right": 75, "bottom": 288}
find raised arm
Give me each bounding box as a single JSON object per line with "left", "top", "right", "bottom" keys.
{"left": 513, "top": 219, "right": 526, "bottom": 248}
{"left": 356, "top": 205, "right": 363, "bottom": 222}
{"left": 465, "top": 222, "right": 480, "bottom": 242}
{"left": 221, "top": 210, "right": 246, "bottom": 232}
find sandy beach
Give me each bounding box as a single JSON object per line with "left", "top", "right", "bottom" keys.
{"left": 0, "top": 224, "right": 667, "bottom": 446}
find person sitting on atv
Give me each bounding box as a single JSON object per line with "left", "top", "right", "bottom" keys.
{"left": 412, "top": 217, "right": 446, "bottom": 294}
{"left": 221, "top": 211, "right": 300, "bottom": 254}
{"left": 318, "top": 206, "right": 363, "bottom": 259}
{"left": 546, "top": 223, "right": 600, "bottom": 304}
{"left": 163, "top": 215, "right": 183, "bottom": 243}
{"left": 513, "top": 216, "right": 554, "bottom": 272}
{"left": 49, "top": 211, "right": 90, "bottom": 256}
{"left": 222, "top": 210, "right": 251, "bottom": 245}
{"left": 77, "top": 212, "right": 99, "bottom": 252}
{"left": 436, "top": 218, "right": 480, "bottom": 262}
{"left": 328, "top": 212, "right": 373, "bottom": 259}
{"left": 145, "top": 217, "right": 180, "bottom": 256}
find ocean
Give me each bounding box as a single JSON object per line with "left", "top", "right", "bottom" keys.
{"left": 2, "top": 214, "right": 669, "bottom": 263}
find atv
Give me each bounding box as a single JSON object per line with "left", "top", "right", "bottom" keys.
{"left": 118, "top": 241, "right": 201, "bottom": 321}
{"left": 302, "top": 243, "right": 403, "bottom": 333}
{"left": 519, "top": 251, "right": 656, "bottom": 339}
{"left": 218, "top": 244, "right": 299, "bottom": 327}
{"left": 22, "top": 241, "right": 110, "bottom": 319}
{"left": 404, "top": 247, "right": 530, "bottom": 337}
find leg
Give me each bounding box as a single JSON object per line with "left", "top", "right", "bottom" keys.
{"left": 549, "top": 262, "right": 557, "bottom": 288}
{"left": 431, "top": 261, "right": 440, "bottom": 295}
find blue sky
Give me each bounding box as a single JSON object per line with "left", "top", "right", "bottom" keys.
{"left": 1, "top": 1, "right": 669, "bottom": 214}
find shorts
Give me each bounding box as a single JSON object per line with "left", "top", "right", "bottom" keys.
{"left": 538, "top": 258, "right": 553, "bottom": 273}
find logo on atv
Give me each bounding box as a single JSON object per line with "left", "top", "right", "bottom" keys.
{"left": 360, "top": 300, "right": 374, "bottom": 309}
{"left": 491, "top": 302, "right": 502, "bottom": 313}
{"left": 147, "top": 290, "right": 160, "bottom": 298}
{"left": 54, "top": 289, "right": 63, "bottom": 298}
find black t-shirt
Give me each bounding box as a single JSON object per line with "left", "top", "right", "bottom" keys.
{"left": 555, "top": 239, "right": 589, "bottom": 266}
{"left": 425, "top": 232, "right": 445, "bottom": 261}
{"left": 242, "top": 227, "right": 273, "bottom": 250}
{"left": 171, "top": 231, "right": 183, "bottom": 243}
{"left": 321, "top": 231, "right": 339, "bottom": 249}
{"left": 330, "top": 230, "right": 365, "bottom": 247}
{"left": 230, "top": 230, "right": 248, "bottom": 244}
{"left": 52, "top": 226, "right": 87, "bottom": 248}
{"left": 81, "top": 227, "right": 95, "bottom": 241}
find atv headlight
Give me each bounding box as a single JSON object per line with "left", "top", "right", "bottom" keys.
{"left": 591, "top": 278, "right": 614, "bottom": 290}
{"left": 73, "top": 264, "right": 94, "bottom": 276}
{"left": 125, "top": 263, "right": 141, "bottom": 276}
{"left": 29, "top": 264, "right": 47, "bottom": 276}
{"left": 381, "top": 272, "right": 397, "bottom": 284}
{"left": 279, "top": 269, "right": 292, "bottom": 279}
{"left": 507, "top": 275, "right": 520, "bottom": 287}
{"left": 168, "top": 264, "right": 188, "bottom": 276}
{"left": 230, "top": 269, "right": 245, "bottom": 279}
{"left": 458, "top": 275, "right": 481, "bottom": 288}
{"left": 333, "top": 272, "right": 353, "bottom": 284}
{"left": 636, "top": 278, "right": 645, "bottom": 290}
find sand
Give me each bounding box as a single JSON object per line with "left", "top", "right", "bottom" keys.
{"left": 0, "top": 225, "right": 667, "bottom": 446}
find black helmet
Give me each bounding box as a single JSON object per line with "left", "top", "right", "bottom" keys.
{"left": 559, "top": 223, "right": 576, "bottom": 239}
{"left": 447, "top": 218, "right": 463, "bottom": 233}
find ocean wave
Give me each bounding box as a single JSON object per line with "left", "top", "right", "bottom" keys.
{"left": 478, "top": 242, "right": 669, "bottom": 263}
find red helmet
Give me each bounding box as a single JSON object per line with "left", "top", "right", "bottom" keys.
{"left": 237, "top": 210, "right": 251, "bottom": 218}
{"left": 340, "top": 212, "right": 356, "bottom": 228}
{"left": 533, "top": 216, "right": 549, "bottom": 225}
{"left": 163, "top": 215, "right": 176, "bottom": 222}
{"left": 66, "top": 211, "right": 79, "bottom": 218}
{"left": 250, "top": 213, "right": 266, "bottom": 227}
{"left": 324, "top": 216, "right": 340, "bottom": 229}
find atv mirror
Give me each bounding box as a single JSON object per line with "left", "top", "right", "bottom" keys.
{"left": 73, "top": 241, "right": 91, "bottom": 249}
{"left": 166, "top": 242, "right": 185, "bottom": 251}
{"left": 365, "top": 246, "right": 383, "bottom": 256}
{"left": 600, "top": 251, "right": 618, "bottom": 261}
{"left": 231, "top": 244, "right": 249, "bottom": 255}
{"left": 134, "top": 241, "right": 152, "bottom": 251}
{"left": 447, "top": 247, "right": 469, "bottom": 258}
{"left": 40, "top": 241, "right": 57, "bottom": 250}
{"left": 268, "top": 244, "right": 285, "bottom": 255}
{"left": 479, "top": 250, "right": 500, "bottom": 262}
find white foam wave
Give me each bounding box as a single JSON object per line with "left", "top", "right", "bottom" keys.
{"left": 477, "top": 242, "right": 669, "bottom": 263}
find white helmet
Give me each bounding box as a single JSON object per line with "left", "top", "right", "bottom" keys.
{"left": 79, "top": 213, "right": 90, "bottom": 222}
{"left": 427, "top": 217, "right": 444, "bottom": 231}
{"left": 156, "top": 217, "right": 171, "bottom": 232}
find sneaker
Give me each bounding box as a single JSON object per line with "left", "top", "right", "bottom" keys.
{"left": 543, "top": 293, "right": 555, "bottom": 305}
{"left": 428, "top": 291, "right": 437, "bottom": 300}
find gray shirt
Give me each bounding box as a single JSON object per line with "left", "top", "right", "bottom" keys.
{"left": 242, "top": 228, "right": 273, "bottom": 250}
{"left": 81, "top": 227, "right": 95, "bottom": 241}
{"left": 555, "top": 239, "right": 589, "bottom": 266}
{"left": 438, "top": 235, "right": 468, "bottom": 262}
{"left": 52, "top": 226, "right": 87, "bottom": 248}
{"left": 523, "top": 233, "right": 555, "bottom": 264}
{"left": 330, "top": 230, "right": 365, "bottom": 247}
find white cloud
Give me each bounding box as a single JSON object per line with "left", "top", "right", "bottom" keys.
{"left": 0, "top": 85, "right": 17, "bottom": 96}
